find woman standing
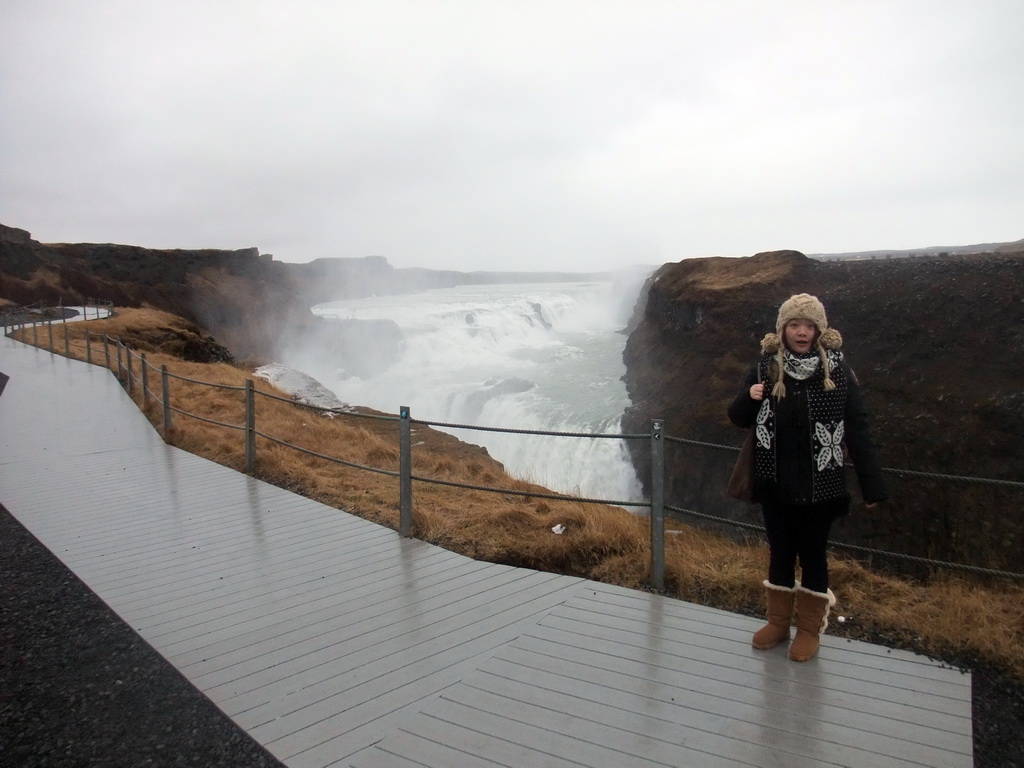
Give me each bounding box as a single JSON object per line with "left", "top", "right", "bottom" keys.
{"left": 728, "top": 294, "right": 887, "bottom": 661}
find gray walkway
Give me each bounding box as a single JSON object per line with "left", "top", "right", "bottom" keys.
{"left": 0, "top": 335, "right": 972, "bottom": 768}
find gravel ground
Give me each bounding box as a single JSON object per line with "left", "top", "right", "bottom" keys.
{"left": 1, "top": 505, "right": 286, "bottom": 768}
{"left": 2, "top": 503, "right": 1022, "bottom": 767}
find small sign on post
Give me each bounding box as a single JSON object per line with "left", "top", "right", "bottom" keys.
{"left": 245, "top": 379, "right": 256, "bottom": 473}
{"left": 650, "top": 419, "right": 665, "bottom": 591}
{"left": 399, "top": 406, "right": 412, "bottom": 537}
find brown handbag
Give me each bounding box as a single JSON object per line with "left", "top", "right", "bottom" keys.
{"left": 726, "top": 430, "right": 756, "bottom": 503}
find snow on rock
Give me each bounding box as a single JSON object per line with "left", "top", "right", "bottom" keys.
{"left": 253, "top": 363, "right": 352, "bottom": 416}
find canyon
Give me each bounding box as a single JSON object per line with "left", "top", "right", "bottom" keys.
{"left": 4, "top": 223, "right": 1023, "bottom": 570}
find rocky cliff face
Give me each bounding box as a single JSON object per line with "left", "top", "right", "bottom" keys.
{"left": 621, "top": 250, "right": 1024, "bottom": 571}
{"left": 0, "top": 224, "right": 613, "bottom": 363}
{"left": 0, "top": 223, "right": 405, "bottom": 359}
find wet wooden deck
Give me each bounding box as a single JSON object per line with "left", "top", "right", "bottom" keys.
{"left": 0, "top": 334, "right": 973, "bottom": 767}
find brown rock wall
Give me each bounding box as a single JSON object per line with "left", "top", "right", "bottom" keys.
{"left": 622, "top": 250, "right": 1024, "bottom": 571}
{"left": 0, "top": 225, "right": 395, "bottom": 360}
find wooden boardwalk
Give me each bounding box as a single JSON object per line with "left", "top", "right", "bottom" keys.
{"left": 0, "top": 335, "right": 973, "bottom": 768}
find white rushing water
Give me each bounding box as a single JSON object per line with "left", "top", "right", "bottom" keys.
{"left": 280, "top": 279, "right": 647, "bottom": 503}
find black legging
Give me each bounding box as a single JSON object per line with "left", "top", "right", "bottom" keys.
{"left": 761, "top": 501, "right": 836, "bottom": 593}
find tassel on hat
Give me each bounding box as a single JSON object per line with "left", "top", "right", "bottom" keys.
{"left": 761, "top": 293, "right": 842, "bottom": 398}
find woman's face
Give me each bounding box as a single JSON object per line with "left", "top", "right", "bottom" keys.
{"left": 783, "top": 318, "right": 818, "bottom": 353}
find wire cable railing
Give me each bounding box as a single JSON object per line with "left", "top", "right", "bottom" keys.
{"left": 417, "top": 416, "right": 650, "bottom": 441}
{"left": 6, "top": 302, "right": 1023, "bottom": 587}
{"left": 665, "top": 503, "right": 1024, "bottom": 580}
{"left": 669, "top": 434, "right": 1024, "bottom": 489}
{"left": 255, "top": 431, "right": 400, "bottom": 477}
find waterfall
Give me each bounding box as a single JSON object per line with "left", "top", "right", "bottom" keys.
{"left": 282, "top": 280, "right": 646, "bottom": 503}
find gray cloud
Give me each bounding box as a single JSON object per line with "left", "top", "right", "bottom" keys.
{"left": 2, "top": 0, "right": 1022, "bottom": 271}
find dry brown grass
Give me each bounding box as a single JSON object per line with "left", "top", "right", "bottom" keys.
{"left": 11, "top": 308, "right": 1024, "bottom": 679}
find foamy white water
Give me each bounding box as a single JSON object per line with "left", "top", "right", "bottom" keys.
{"left": 281, "top": 279, "right": 647, "bottom": 504}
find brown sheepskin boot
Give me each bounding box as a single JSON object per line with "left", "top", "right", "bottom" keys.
{"left": 789, "top": 585, "right": 837, "bottom": 662}
{"left": 751, "top": 580, "right": 795, "bottom": 650}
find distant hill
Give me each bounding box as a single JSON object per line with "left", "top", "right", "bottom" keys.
{"left": 812, "top": 237, "right": 1024, "bottom": 260}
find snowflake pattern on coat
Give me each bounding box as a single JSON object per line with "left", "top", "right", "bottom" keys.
{"left": 754, "top": 349, "right": 850, "bottom": 503}
{"left": 756, "top": 398, "right": 772, "bottom": 450}
{"left": 814, "top": 421, "right": 845, "bottom": 471}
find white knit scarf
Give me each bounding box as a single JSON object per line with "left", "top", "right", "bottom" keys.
{"left": 782, "top": 350, "right": 821, "bottom": 381}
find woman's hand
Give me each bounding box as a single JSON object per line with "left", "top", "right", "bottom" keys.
{"left": 749, "top": 382, "right": 767, "bottom": 401}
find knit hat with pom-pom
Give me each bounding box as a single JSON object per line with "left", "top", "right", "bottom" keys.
{"left": 760, "top": 293, "right": 843, "bottom": 398}
{"left": 777, "top": 293, "right": 827, "bottom": 337}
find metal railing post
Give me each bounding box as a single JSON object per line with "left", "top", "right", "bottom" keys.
{"left": 32, "top": 321, "right": 38, "bottom": 346}
{"left": 104, "top": 334, "right": 111, "bottom": 370}
{"left": 125, "top": 345, "right": 133, "bottom": 395}
{"left": 161, "top": 365, "right": 172, "bottom": 431}
{"left": 64, "top": 325, "right": 70, "bottom": 356}
{"left": 649, "top": 418, "right": 665, "bottom": 591}
{"left": 86, "top": 331, "right": 92, "bottom": 364}
{"left": 47, "top": 321, "right": 54, "bottom": 352}
{"left": 141, "top": 353, "right": 149, "bottom": 408}
{"left": 399, "top": 405, "right": 413, "bottom": 537}
{"left": 245, "top": 379, "right": 256, "bottom": 473}
{"left": 116, "top": 342, "right": 123, "bottom": 384}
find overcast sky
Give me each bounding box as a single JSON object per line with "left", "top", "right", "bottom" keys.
{"left": 1, "top": 1, "right": 1022, "bottom": 272}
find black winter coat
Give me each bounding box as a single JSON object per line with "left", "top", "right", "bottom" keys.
{"left": 728, "top": 359, "right": 888, "bottom": 510}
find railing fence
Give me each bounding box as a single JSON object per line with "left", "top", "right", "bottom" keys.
{"left": 5, "top": 302, "right": 1023, "bottom": 587}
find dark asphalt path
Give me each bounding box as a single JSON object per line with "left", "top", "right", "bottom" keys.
{"left": 1, "top": 504, "right": 286, "bottom": 768}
